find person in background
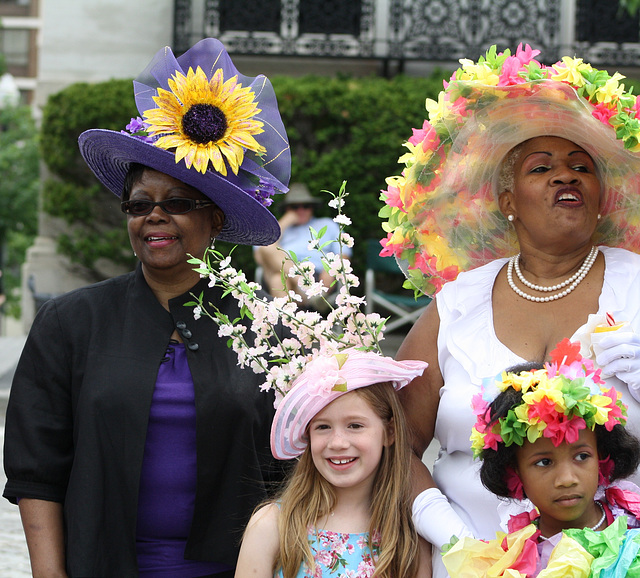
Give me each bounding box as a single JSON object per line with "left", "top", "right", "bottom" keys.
{"left": 254, "top": 183, "right": 351, "bottom": 307}
{"left": 378, "top": 44, "right": 640, "bottom": 577}
{"left": 3, "top": 37, "right": 290, "bottom": 577}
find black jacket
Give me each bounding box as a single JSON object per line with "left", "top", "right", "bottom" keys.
{"left": 3, "top": 265, "right": 284, "bottom": 576}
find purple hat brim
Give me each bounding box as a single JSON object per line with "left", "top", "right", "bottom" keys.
{"left": 78, "top": 129, "right": 281, "bottom": 246}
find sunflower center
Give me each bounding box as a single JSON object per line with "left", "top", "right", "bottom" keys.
{"left": 182, "top": 103, "right": 228, "bottom": 144}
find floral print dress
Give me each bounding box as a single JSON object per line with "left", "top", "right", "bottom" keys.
{"left": 275, "top": 528, "right": 380, "bottom": 578}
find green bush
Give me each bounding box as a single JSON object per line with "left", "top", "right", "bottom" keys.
{"left": 39, "top": 72, "right": 449, "bottom": 285}
{"left": 0, "top": 105, "right": 39, "bottom": 317}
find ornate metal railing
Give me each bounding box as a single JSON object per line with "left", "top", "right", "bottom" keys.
{"left": 173, "top": 0, "right": 640, "bottom": 69}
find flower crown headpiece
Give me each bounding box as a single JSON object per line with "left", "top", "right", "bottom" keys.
{"left": 380, "top": 43, "right": 640, "bottom": 297}
{"left": 187, "top": 182, "right": 427, "bottom": 458}
{"left": 470, "top": 339, "right": 627, "bottom": 459}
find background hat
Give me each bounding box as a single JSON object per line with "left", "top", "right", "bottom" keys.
{"left": 78, "top": 38, "right": 291, "bottom": 246}
{"left": 270, "top": 349, "right": 427, "bottom": 460}
{"left": 281, "top": 182, "right": 321, "bottom": 206}
{"left": 380, "top": 44, "right": 640, "bottom": 296}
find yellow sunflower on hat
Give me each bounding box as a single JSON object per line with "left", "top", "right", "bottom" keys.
{"left": 143, "top": 66, "right": 266, "bottom": 176}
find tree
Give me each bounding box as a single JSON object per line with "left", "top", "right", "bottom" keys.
{"left": 0, "top": 104, "right": 39, "bottom": 317}
{"left": 620, "top": 0, "right": 640, "bottom": 15}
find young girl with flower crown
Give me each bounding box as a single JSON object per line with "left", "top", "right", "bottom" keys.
{"left": 443, "top": 339, "right": 640, "bottom": 577}
{"left": 234, "top": 349, "right": 428, "bottom": 577}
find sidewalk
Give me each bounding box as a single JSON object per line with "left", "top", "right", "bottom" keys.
{"left": 0, "top": 336, "right": 26, "bottom": 396}
{"left": 0, "top": 397, "right": 31, "bottom": 576}
{"left": 0, "top": 335, "right": 31, "bottom": 576}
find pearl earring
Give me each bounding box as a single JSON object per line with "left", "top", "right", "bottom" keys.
{"left": 507, "top": 214, "right": 514, "bottom": 222}
{"left": 210, "top": 237, "right": 216, "bottom": 250}
{"left": 597, "top": 214, "right": 602, "bottom": 220}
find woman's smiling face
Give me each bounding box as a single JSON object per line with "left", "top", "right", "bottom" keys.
{"left": 126, "top": 168, "right": 223, "bottom": 281}
{"left": 499, "top": 136, "right": 602, "bottom": 251}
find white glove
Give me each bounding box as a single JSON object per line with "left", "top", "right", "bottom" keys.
{"left": 595, "top": 332, "right": 640, "bottom": 402}
{"left": 412, "top": 487, "right": 474, "bottom": 548}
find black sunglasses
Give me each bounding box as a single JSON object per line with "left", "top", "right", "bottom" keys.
{"left": 287, "top": 203, "right": 314, "bottom": 210}
{"left": 121, "top": 198, "right": 214, "bottom": 216}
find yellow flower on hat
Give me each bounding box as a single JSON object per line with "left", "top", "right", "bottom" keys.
{"left": 426, "top": 91, "right": 451, "bottom": 123}
{"left": 522, "top": 383, "right": 564, "bottom": 408}
{"left": 144, "top": 66, "right": 266, "bottom": 176}
{"left": 417, "top": 231, "right": 461, "bottom": 270}
{"left": 457, "top": 60, "right": 500, "bottom": 86}
{"left": 595, "top": 72, "right": 627, "bottom": 105}
{"left": 550, "top": 57, "right": 592, "bottom": 87}
{"left": 590, "top": 394, "right": 616, "bottom": 425}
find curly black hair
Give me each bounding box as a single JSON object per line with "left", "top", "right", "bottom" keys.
{"left": 478, "top": 363, "right": 640, "bottom": 499}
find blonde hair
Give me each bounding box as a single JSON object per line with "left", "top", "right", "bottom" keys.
{"left": 271, "top": 382, "right": 419, "bottom": 577}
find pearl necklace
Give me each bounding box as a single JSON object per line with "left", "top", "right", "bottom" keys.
{"left": 507, "top": 246, "right": 598, "bottom": 303}
{"left": 538, "top": 500, "right": 606, "bottom": 540}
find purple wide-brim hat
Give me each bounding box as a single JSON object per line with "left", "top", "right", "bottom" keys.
{"left": 270, "top": 349, "right": 428, "bottom": 460}
{"left": 78, "top": 38, "right": 291, "bottom": 246}
{"left": 79, "top": 129, "right": 285, "bottom": 246}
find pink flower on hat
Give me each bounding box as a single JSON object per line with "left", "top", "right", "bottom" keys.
{"left": 305, "top": 353, "right": 348, "bottom": 397}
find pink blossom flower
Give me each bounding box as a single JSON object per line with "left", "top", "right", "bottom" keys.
{"left": 505, "top": 466, "right": 525, "bottom": 499}
{"left": 471, "top": 392, "right": 490, "bottom": 418}
{"left": 544, "top": 415, "right": 586, "bottom": 446}
{"left": 498, "top": 56, "right": 527, "bottom": 86}
{"left": 305, "top": 355, "right": 345, "bottom": 396}
{"left": 408, "top": 120, "right": 440, "bottom": 153}
{"left": 507, "top": 508, "right": 539, "bottom": 533}
{"left": 382, "top": 184, "right": 404, "bottom": 210}
{"left": 482, "top": 429, "right": 503, "bottom": 452}
{"left": 598, "top": 456, "right": 615, "bottom": 485}
{"left": 514, "top": 43, "right": 541, "bottom": 66}
{"left": 315, "top": 549, "right": 333, "bottom": 565}
{"left": 379, "top": 234, "right": 408, "bottom": 258}
{"left": 592, "top": 102, "right": 616, "bottom": 125}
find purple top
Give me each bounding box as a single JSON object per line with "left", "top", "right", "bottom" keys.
{"left": 136, "top": 342, "right": 232, "bottom": 576}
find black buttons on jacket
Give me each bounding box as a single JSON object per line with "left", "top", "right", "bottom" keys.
{"left": 176, "top": 321, "right": 198, "bottom": 351}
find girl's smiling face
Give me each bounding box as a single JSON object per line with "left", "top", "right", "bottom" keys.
{"left": 515, "top": 428, "right": 602, "bottom": 538}
{"left": 308, "top": 391, "right": 393, "bottom": 497}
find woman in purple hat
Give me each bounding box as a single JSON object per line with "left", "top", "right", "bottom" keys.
{"left": 3, "top": 38, "right": 290, "bottom": 577}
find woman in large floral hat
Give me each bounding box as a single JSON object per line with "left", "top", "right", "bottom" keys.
{"left": 380, "top": 44, "right": 640, "bottom": 577}
{"left": 3, "top": 38, "right": 290, "bottom": 577}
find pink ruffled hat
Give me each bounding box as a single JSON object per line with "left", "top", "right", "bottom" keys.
{"left": 270, "top": 349, "right": 428, "bottom": 460}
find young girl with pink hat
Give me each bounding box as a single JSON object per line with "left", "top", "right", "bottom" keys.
{"left": 188, "top": 185, "right": 431, "bottom": 576}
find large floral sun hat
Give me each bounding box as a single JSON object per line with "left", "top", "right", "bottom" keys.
{"left": 78, "top": 38, "right": 290, "bottom": 246}
{"left": 270, "top": 348, "right": 427, "bottom": 459}
{"left": 380, "top": 44, "right": 640, "bottom": 296}
{"left": 470, "top": 339, "right": 627, "bottom": 460}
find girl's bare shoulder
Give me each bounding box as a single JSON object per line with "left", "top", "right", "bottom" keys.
{"left": 235, "top": 503, "right": 281, "bottom": 576}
